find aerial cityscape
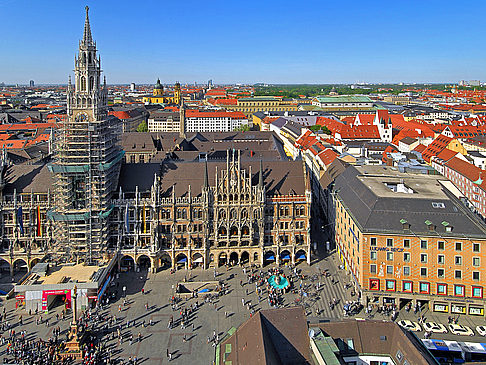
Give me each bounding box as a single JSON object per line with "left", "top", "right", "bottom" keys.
{"left": 2, "top": 2, "right": 486, "bottom": 364}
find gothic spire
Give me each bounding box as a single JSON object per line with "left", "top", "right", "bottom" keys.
{"left": 83, "top": 6, "right": 93, "bottom": 46}
{"left": 204, "top": 157, "right": 209, "bottom": 189}
{"left": 259, "top": 159, "right": 264, "bottom": 188}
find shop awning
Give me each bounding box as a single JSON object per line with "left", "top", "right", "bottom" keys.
{"left": 193, "top": 257, "right": 203, "bottom": 263}
{"left": 177, "top": 257, "right": 187, "bottom": 263}
{"left": 281, "top": 254, "right": 290, "bottom": 260}
{"left": 265, "top": 254, "right": 275, "bottom": 261}
{"left": 296, "top": 253, "right": 306, "bottom": 260}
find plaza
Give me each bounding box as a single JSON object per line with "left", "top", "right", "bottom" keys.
{"left": 0, "top": 251, "right": 354, "bottom": 364}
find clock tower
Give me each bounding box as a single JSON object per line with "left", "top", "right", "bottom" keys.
{"left": 49, "top": 6, "right": 123, "bottom": 263}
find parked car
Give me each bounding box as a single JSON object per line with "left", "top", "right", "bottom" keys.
{"left": 448, "top": 324, "right": 474, "bottom": 336}
{"left": 476, "top": 325, "right": 486, "bottom": 336}
{"left": 398, "top": 320, "right": 422, "bottom": 332}
{"left": 423, "top": 322, "right": 448, "bottom": 334}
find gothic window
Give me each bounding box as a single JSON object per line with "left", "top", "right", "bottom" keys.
{"left": 253, "top": 209, "right": 260, "bottom": 220}
{"left": 218, "top": 195, "right": 222, "bottom": 202}
{"left": 80, "top": 76, "right": 86, "bottom": 91}
{"left": 218, "top": 209, "right": 226, "bottom": 220}
{"left": 89, "top": 76, "right": 94, "bottom": 91}
{"left": 181, "top": 209, "right": 187, "bottom": 219}
{"left": 229, "top": 194, "right": 233, "bottom": 202}
{"left": 230, "top": 209, "right": 237, "bottom": 220}
{"left": 218, "top": 226, "right": 227, "bottom": 235}
{"left": 241, "top": 209, "right": 247, "bottom": 219}
{"left": 198, "top": 209, "right": 203, "bottom": 219}
{"left": 230, "top": 226, "right": 238, "bottom": 236}
{"left": 87, "top": 98, "right": 91, "bottom": 106}
{"left": 88, "top": 52, "right": 92, "bottom": 64}
{"left": 246, "top": 194, "right": 249, "bottom": 201}
{"left": 240, "top": 194, "right": 244, "bottom": 201}
{"left": 241, "top": 226, "right": 249, "bottom": 235}
{"left": 82, "top": 98, "right": 86, "bottom": 107}
{"left": 177, "top": 209, "right": 181, "bottom": 219}
{"left": 284, "top": 207, "right": 289, "bottom": 216}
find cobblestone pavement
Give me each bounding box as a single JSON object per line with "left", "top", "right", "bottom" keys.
{"left": 0, "top": 252, "right": 354, "bottom": 364}
{"left": 0, "top": 252, "right": 484, "bottom": 363}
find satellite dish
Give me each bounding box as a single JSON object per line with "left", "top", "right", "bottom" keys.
{"left": 308, "top": 329, "right": 315, "bottom": 338}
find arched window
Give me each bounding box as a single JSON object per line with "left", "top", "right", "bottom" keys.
{"left": 230, "top": 209, "right": 237, "bottom": 220}
{"left": 241, "top": 209, "right": 247, "bottom": 219}
{"left": 88, "top": 52, "right": 92, "bottom": 64}
{"left": 80, "top": 76, "right": 86, "bottom": 91}
{"left": 89, "top": 76, "right": 94, "bottom": 91}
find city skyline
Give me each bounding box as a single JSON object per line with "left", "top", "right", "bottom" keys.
{"left": 1, "top": 0, "right": 486, "bottom": 84}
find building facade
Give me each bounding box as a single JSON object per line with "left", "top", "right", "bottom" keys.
{"left": 184, "top": 110, "right": 248, "bottom": 132}
{"left": 331, "top": 165, "right": 486, "bottom": 317}
{"left": 111, "top": 153, "right": 312, "bottom": 271}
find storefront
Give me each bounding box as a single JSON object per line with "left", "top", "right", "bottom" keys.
{"left": 469, "top": 306, "right": 484, "bottom": 316}
{"left": 451, "top": 303, "right": 467, "bottom": 315}
{"left": 433, "top": 302, "right": 449, "bottom": 313}
{"left": 15, "top": 256, "right": 116, "bottom": 313}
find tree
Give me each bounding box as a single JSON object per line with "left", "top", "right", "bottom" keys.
{"left": 321, "top": 125, "right": 331, "bottom": 135}
{"left": 234, "top": 124, "right": 251, "bottom": 132}
{"left": 136, "top": 120, "right": 148, "bottom": 132}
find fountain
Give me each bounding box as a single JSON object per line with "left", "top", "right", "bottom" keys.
{"left": 268, "top": 274, "right": 290, "bottom": 290}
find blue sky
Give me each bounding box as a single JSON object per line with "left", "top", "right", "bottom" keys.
{"left": 0, "top": 0, "right": 485, "bottom": 84}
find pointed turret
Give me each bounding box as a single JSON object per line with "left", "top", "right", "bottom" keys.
{"left": 82, "top": 6, "right": 93, "bottom": 46}
{"left": 204, "top": 158, "right": 209, "bottom": 189}
{"left": 259, "top": 159, "right": 264, "bottom": 188}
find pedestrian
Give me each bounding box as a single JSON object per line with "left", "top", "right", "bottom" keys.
{"left": 141, "top": 288, "right": 145, "bottom": 295}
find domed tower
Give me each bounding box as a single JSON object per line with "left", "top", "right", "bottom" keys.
{"left": 174, "top": 82, "right": 181, "bottom": 105}
{"left": 153, "top": 79, "right": 164, "bottom": 96}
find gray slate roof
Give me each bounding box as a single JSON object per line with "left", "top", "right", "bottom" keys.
{"left": 334, "top": 165, "right": 486, "bottom": 239}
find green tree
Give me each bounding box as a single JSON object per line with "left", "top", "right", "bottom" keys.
{"left": 234, "top": 124, "right": 251, "bottom": 132}
{"left": 136, "top": 120, "right": 148, "bottom": 132}
{"left": 321, "top": 125, "right": 331, "bottom": 135}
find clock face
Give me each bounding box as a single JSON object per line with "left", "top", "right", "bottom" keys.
{"left": 75, "top": 112, "right": 89, "bottom": 122}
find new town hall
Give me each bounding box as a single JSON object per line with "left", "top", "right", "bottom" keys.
{"left": 0, "top": 8, "right": 312, "bottom": 274}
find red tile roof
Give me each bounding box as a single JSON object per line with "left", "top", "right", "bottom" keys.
{"left": 445, "top": 157, "right": 486, "bottom": 191}
{"left": 413, "top": 144, "right": 427, "bottom": 153}
{"left": 421, "top": 134, "right": 453, "bottom": 163}
{"left": 185, "top": 110, "right": 247, "bottom": 119}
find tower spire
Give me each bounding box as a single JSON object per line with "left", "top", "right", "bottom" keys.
{"left": 204, "top": 157, "right": 209, "bottom": 189}
{"left": 83, "top": 5, "right": 93, "bottom": 46}
{"left": 259, "top": 159, "right": 264, "bottom": 188}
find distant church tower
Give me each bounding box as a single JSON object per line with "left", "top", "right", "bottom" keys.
{"left": 49, "top": 6, "right": 123, "bottom": 263}
{"left": 174, "top": 82, "right": 182, "bottom": 105}
{"left": 153, "top": 79, "right": 164, "bottom": 96}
